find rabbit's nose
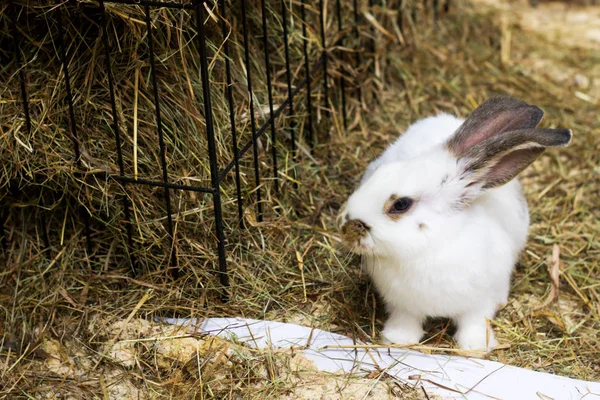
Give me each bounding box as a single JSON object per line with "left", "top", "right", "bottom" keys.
{"left": 341, "top": 219, "right": 371, "bottom": 243}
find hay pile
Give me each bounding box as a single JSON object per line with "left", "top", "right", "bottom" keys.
{"left": 1, "top": 0, "right": 599, "bottom": 398}
{"left": 0, "top": 0, "right": 339, "bottom": 275}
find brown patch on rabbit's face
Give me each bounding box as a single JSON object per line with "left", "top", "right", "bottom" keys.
{"left": 341, "top": 219, "right": 370, "bottom": 246}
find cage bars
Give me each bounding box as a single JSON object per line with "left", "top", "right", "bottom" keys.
{"left": 300, "top": 0, "right": 315, "bottom": 148}
{"left": 319, "top": 0, "right": 330, "bottom": 117}
{"left": 5, "top": 0, "right": 29, "bottom": 251}
{"left": 335, "top": 0, "right": 348, "bottom": 131}
{"left": 217, "top": 59, "right": 324, "bottom": 181}
{"left": 240, "top": 0, "right": 264, "bottom": 222}
{"left": 259, "top": 0, "right": 280, "bottom": 194}
{"left": 0, "top": 211, "right": 7, "bottom": 251}
{"left": 99, "top": 0, "right": 137, "bottom": 273}
{"left": 352, "top": 0, "right": 362, "bottom": 103}
{"left": 55, "top": 1, "right": 93, "bottom": 255}
{"left": 218, "top": 0, "right": 244, "bottom": 227}
{"left": 111, "top": 176, "right": 212, "bottom": 192}
{"left": 3, "top": 0, "right": 450, "bottom": 292}
{"left": 280, "top": 0, "right": 297, "bottom": 188}
{"left": 92, "top": 0, "right": 195, "bottom": 9}
{"left": 144, "top": 4, "right": 177, "bottom": 273}
{"left": 8, "top": 0, "right": 32, "bottom": 140}
{"left": 193, "top": 0, "right": 230, "bottom": 291}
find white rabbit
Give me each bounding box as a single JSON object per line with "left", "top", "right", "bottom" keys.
{"left": 339, "top": 97, "right": 571, "bottom": 351}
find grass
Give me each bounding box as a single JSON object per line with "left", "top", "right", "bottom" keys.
{"left": 1, "top": 0, "right": 599, "bottom": 398}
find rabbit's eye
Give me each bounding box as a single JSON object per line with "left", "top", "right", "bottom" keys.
{"left": 391, "top": 197, "right": 413, "bottom": 213}
{"left": 384, "top": 195, "right": 415, "bottom": 219}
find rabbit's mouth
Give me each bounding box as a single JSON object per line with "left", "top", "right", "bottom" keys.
{"left": 347, "top": 239, "right": 376, "bottom": 255}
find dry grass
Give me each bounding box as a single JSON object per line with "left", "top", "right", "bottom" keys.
{"left": 1, "top": 0, "right": 599, "bottom": 398}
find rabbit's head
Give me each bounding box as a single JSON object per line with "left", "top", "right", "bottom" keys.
{"left": 339, "top": 97, "right": 571, "bottom": 258}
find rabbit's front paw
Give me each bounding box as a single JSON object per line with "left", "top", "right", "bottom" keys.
{"left": 381, "top": 314, "right": 424, "bottom": 345}
{"left": 455, "top": 321, "right": 498, "bottom": 352}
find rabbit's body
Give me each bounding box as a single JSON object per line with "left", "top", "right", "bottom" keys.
{"left": 340, "top": 98, "right": 571, "bottom": 351}
{"left": 364, "top": 114, "right": 529, "bottom": 321}
{"left": 366, "top": 178, "right": 528, "bottom": 349}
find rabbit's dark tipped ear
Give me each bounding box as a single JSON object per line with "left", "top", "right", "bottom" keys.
{"left": 462, "top": 128, "right": 572, "bottom": 190}
{"left": 447, "top": 97, "right": 544, "bottom": 158}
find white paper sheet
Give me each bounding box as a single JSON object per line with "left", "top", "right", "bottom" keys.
{"left": 161, "top": 317, "right": 600, "bottom": 400}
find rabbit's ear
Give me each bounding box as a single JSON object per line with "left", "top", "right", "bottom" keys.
{"left": 447, "top": 97, "right": 544, "bottom": 158}
{"left": 460, "top": 128, "right": 572, "bottom": 190}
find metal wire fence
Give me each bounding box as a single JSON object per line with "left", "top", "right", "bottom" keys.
{"left": 2, "top": 0, "right": 449, "bottom": 292}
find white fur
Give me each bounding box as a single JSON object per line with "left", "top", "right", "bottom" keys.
{"left": 341, "top": 114, "right": 530, "bottom": 351}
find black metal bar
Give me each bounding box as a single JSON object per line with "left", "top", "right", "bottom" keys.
{"left": 13, "top": 7, "right": 51, "bottom": 250}
{"left": 55, "top": 0, "right": 93, "bottom": 255}
{"left": 280, "top": 0, "right": 297, "bottom": 188}
{"left": 194, "top": 0, "right": 230, "bottom": 292}
{"left": 352, "top": 0, "right": 362, "bottom": 103}
{"left": 319, "top": 0, "right": 329, "bottom": 114}
{"left": 368, "top": 0, "right": 376, "bottom": 85}
{"left": 7, "top": 0, "right": 29, "bottom": 251}
{"left": 101, "top": 0, "right": 194, "bottom": 9}
{"left": 99, "top": 0, "right": 136, "bottom": 274}
{"left": 9, "top": 0, "right": 32, "bottom": 142}
{"left": 38, "top": 211, "right": 51, "bottom": 249}
{"left": 145, "top": 4, "right": 177, "bottom": 273}
{"left": 0, "top": 209, "right": 8, "bottom": 251}
{"left": 218, "top": 0, "right": 244, "bottom": 227}
{"left": 240, "top": 0, "right": 263, "bottom": 222}
{"left": 300, "top": 0, "right": 314, "bottom": 148}
{"left": 412, "top": 0, "right": 419, "bottom": 24}
{"left": 259, "top": 0, "right": 279, "bottom": 193}
{"left": 56, "top": 3, "right": 81, "bottom": 164}
{"left": 336, "top": 0, "right": 348, "bottom": 131}
{"left": 113, "top": 176, "right": 214, "bottom": 193}
{"left": 397, "top": 0, "right": 404, "bottom": 34}
{"left": 219, "top": 54, "right": 326, "bottom": 181}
